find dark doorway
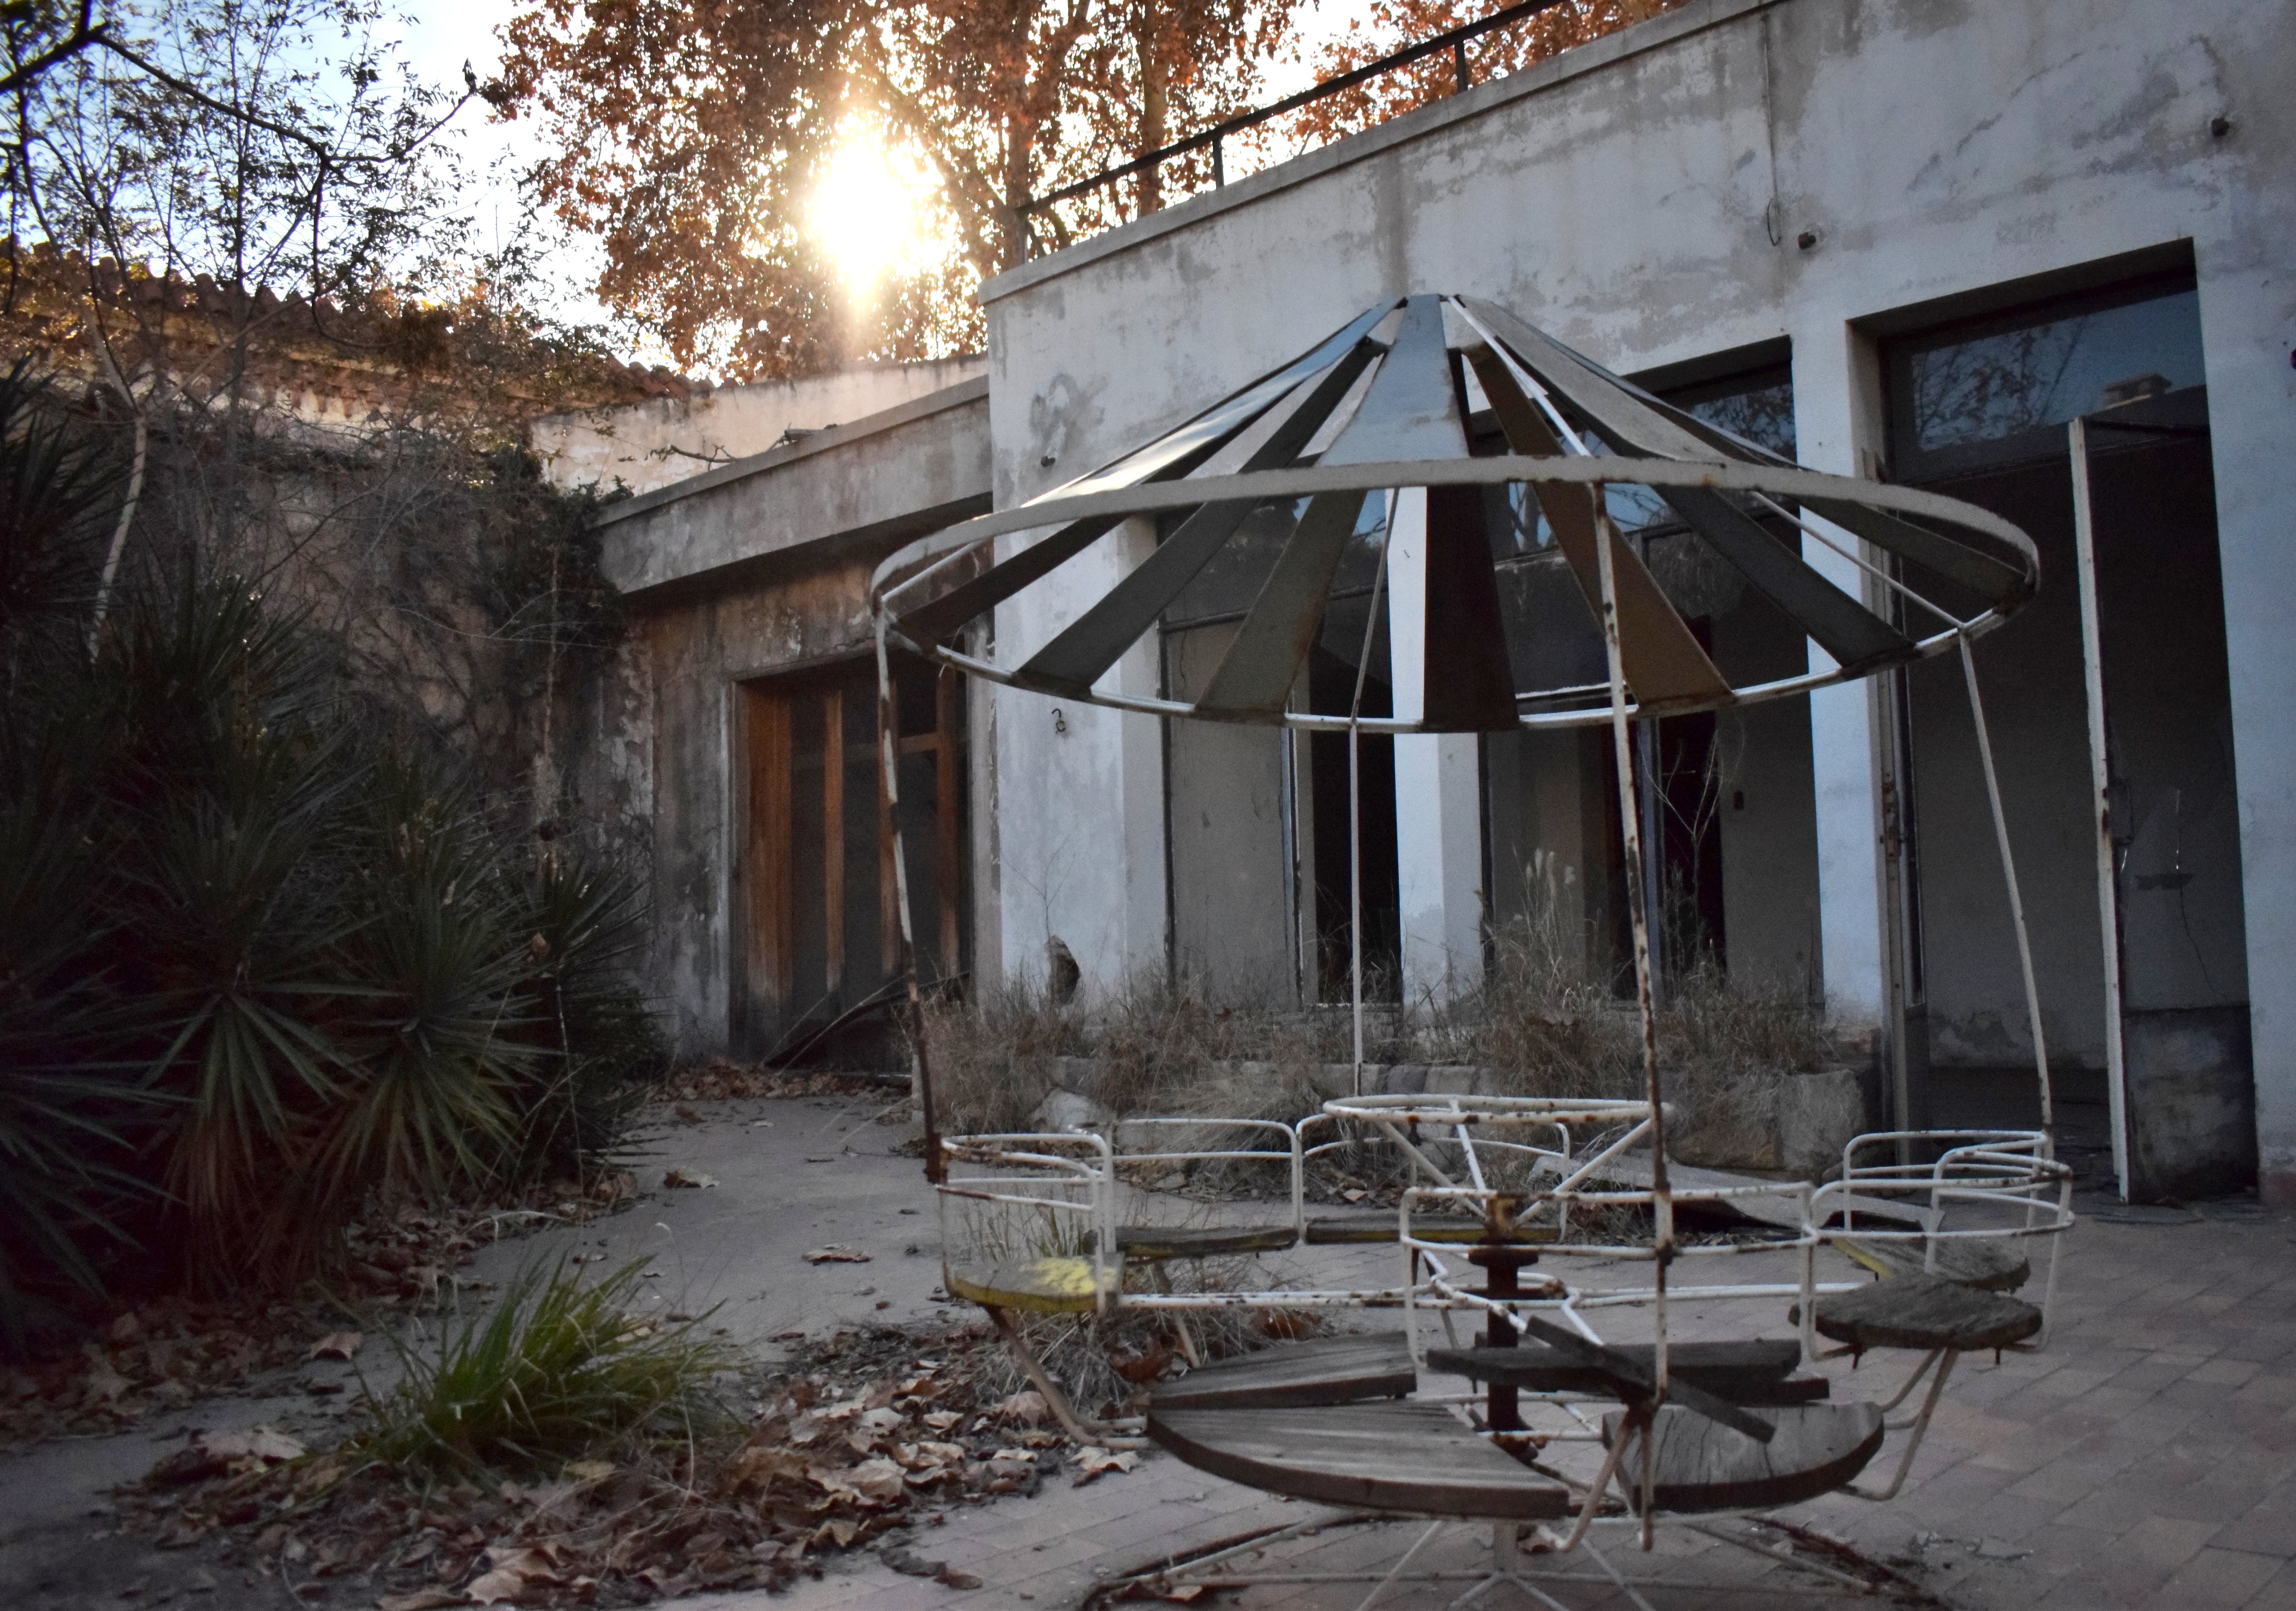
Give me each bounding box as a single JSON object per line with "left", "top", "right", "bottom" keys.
{"left": 1885, "top": 272, "right": 2252, "bottom": 1199}
{"left": 740, "top": 651, "right": 966, "bottom": 1061}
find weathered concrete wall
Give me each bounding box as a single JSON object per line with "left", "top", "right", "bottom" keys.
{"left": 600, "top": 380, "right": 994, "bottom": 1055}
{"left": 597, "top": 379, "right": 990, "bottom": 598}
{"left": 978, "top": 0, "right": 2296, "bottom": 1190}
{"left": 536, "top": 357, "right": 985, "bottom": 496}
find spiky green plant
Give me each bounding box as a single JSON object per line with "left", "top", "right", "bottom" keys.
{"left": 0, "top": 361, "right": 117, "bottom": 657}
{"left": 0, "top": 769, "right": 169, "bottom": 1338}
{"left": 263, "top": 757, "right": 538, "bottom": 1272}
{"left": 504, "top": 845, "right": 665, "bottom": 1173}
{"left": 354, "top": 1258, "right": 734, "bottom": 1479}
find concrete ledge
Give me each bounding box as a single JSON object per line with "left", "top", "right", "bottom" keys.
{"left": 597, "top": 376, "right": 992, "bottom": 597}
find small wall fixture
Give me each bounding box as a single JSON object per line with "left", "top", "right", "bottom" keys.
{"left": 1796, "top": 229, "right": 1821, "bottom": 251}
{"left": 2210, "top": 115, "right": 2233, "bottom": 139}
{"left": 1052, "top": 707, "right": 1068, "bottom": 735}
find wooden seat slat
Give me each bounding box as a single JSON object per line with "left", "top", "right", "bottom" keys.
{"left": 1602, "top": 1402, "right": 1885, "bottom": 1513}
{"left": 1300, "top": 1216, "right": 1564, "bottom": 1246}
{"left": 1148, "top": 1401, "right": 1572, "bottom": 1519}
{"left": 1430, "top": 1340, "right": 1827, "bottom": 1405}
{"left": 1813, "top": 1272, "right": 2042, "bottom": 1353}
{"left": 1152, "top": 1334, "right": 1416, "bottom": 1410}
{"left": 1116, "top": 1224, "right": 1297, "bottom": 1260}
{"left": 1303, "top": 1215, "right": 1399, "bottom": 1245}
{"left": 1836, "top": 1234, "right": 2031, "bottom": 1291}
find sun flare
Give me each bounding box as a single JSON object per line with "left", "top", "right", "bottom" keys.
{"left": 808, "top": 121, "right": 936, "bottom": 303}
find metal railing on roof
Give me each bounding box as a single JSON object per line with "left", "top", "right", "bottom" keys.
{"left": 1015, "top": 0, "right": 1572, "bottom": 258}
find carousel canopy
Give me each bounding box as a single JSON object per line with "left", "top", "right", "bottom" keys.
{"left": 872, "top": 294, "right": 2038, "bottom": 733}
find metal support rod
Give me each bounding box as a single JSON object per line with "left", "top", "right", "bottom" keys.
{"left": 1635, "top": 718, "right": 1665, "bottom": 1007}
{"left": 2069, "top": 418, "right": 2130, "bottom": 1196}
{"left": 1347, "top": 495, "right": 1396, "bottom": 1096}
{"left": 1593, "top": 510, "right": 1671, "bottom": 1542}
{"left": 1846, "top": 1347, "right": 1957, "bottom": 1502}
{"left": 877, "top": 616, "right": 943, "bottom": 1182}
{"left": 1958, "top": 632, "right": 2054, "bottom": 1134}
{"left": 1453, "top": 38, "right": 1471, "bottom": 92}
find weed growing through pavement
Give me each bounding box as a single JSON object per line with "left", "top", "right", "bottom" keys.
{"left": 351, "top": 1257, "right": 737, "bottom": 1479}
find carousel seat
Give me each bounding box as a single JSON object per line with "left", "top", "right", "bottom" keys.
{"left": 1835, "top": 1234, "right": 2032, "bottom": 1291}
{"left": 1148, "top": 1400, "right": 1572, "bottom": 1519}
{"left": 1602, "top": 1402, "right": 1885, "bottom": 1513}
{"left": 942, "top": 1256, "right": 1112, "bottom": 1315}
{"left": 1812, "top": 1272, "right": 2042, "bottom": 1354}
{"left": 1150, "top": 1334, "right": 1417, "bottom": 1410}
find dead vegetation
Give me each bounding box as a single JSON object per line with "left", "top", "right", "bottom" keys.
{"left": 112, "top": 1279, "right": 1170, "bottom": 1607}
{"left": 925, "top": 917, "right": 1838, "bottom": 1139}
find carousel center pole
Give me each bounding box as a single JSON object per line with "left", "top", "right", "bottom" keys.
{"left": 1594, "top": 507, "right": 1670, "bottom": 1546}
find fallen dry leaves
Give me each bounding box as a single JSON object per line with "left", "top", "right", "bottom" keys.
{"left": 112, "top": 1320, "right": 1127, "bottom": 1607}
{"left": 653, "top": 1061, "right": 906, "bottom": 1104}
{"left": 3, "top": 1173, "right": 646, "bottom": 1453}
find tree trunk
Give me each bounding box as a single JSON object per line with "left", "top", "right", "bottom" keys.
{"left": 1138, "top": 0, "right": 1167, "bottom": 216}
{"left": 1002, "top": 114, "right": 1033, "bottom": 270}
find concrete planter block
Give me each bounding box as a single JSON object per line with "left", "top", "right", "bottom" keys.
{"left": 1670, "top": 1067, "right": 1865, "bottom": 1180}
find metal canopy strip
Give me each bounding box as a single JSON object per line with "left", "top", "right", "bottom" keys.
{"left": 1612, "top": 372, "right": 2033, "bottom": 612}
{"left": 1461, "top": 296, "right": 1916, "bottom": 671}
{"left": 1042, "top": 300, "right": 1400, "bottom": 505}
{"left": 1456, "top": 297, "right": 1716, "bottom": 460}
{"left": 1013, "top": 338, "right": 1384, "bottom": 696}
{"left": 1198, "top": 490, "right": 1371, "bottom": 714}
{"left": 870, "top": 292, "right": 2038, "bottom": 735}
{"left": 1464, "top": 345, "right": 1731, "bottom": 710}
{"left": 1320, "top": 295, "right": 1467, "bottom": 467}
{"left": 895, "top": 301, "right": 1400, "bottom": 644}
{"left": 1307, "top": 296, "right": 1516, "bottom": 727}
{"left": 1659, "top": 484, "right": 1913, "bottom": 673}
{"left": 1420, "top": 482, "right": 1522, "bottom": 729}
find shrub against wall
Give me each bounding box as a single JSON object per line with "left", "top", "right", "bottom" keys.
{"left": 0, "top": 367, "right": 664, "bottom": 1342}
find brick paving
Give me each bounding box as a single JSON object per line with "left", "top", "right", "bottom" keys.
{"left": 691, "top": 1194, "right": 2296, "bottom": 1610}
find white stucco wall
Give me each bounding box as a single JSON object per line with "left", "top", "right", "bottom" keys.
{"left": 974, "top": 0, "right": 2295, "bottom": 1188}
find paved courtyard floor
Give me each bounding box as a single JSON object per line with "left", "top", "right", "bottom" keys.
{"left": 697, "top": 1183, "right": 2296, "bottom": 1611}
{"left": 7, "top": 1090, "right": 2293, "bottom": 1610}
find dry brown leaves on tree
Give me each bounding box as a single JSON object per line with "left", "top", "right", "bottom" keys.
{"left": 116, "top": 1324, "right": 1114, "bottom": 1607}
{"left": 496, "top": 0, "right": 1297, "bottom": 375}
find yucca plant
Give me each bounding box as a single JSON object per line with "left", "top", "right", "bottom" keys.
{"left": 0, "top": 361, "right": 117, "bottom": 664}
{"left": 84, "top": 574, "right": 372, "bottom": 1288}
{"left": 354, "top": 1257, "right": 733, "bottom": 1479}
{"left": 504, "top": 845, "right": 665, "bottom": 1174}
{"left": 260, "top": 757, "right": 539, "bottom": 1273}
{"left": 0, "top": 764, "right": 171, "bottom": 1342}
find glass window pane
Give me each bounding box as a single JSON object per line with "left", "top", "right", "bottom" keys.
{"left": 1683, "top": 376, "right": 1795, "bottom": 459}
{"left": 1906, "top": 288, "right": 2202, "bottom": 453}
